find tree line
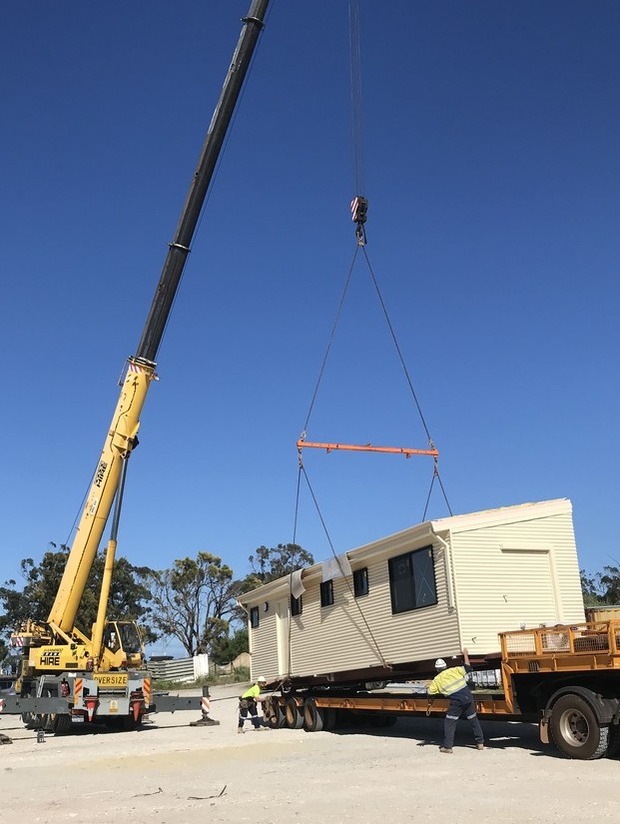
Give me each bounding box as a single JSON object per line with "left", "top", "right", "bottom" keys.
{"left": 0, "top": 542, "right": 314, "bottom": 665}
{"left": 580, "top": 565, "right": 620, "bottom": 607}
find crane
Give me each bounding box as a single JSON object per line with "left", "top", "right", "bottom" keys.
{"left": 9, "top": 0, "right": 270, "bottom": 732}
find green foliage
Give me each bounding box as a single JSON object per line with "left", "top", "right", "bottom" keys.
{"left": 0, "top": 543, "right": 154, "bottom": 645}
{"left": 1, "top": 539, "right": 312, "bottom": 661}
{"left": 598, "top": 566, "right": 620, "bottom": 605}
{"left": 151, "top": 666, "right": 250, "bottom": 691}
{"left": 210, "top": 627, "right": 248, "bottom": 666}
{"left": 580, "top": 566, "right": 620, "bottom": 607}
{"left": 248, "top": 543, "right": 314, "bottom": 584}
{"left": 143, "top": 551, "right": 246, "bottom": 658}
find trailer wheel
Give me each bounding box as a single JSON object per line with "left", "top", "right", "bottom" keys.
{"left": 264, "top": 698, "right": 286, "bottom": 729}
{"left": 303, "top": 698, "right": 325, "bottom": 732}
{"left": 284, "top": 697, "right": 303, "bottom": 729}
{"left": 549, "top": 694, "right": 609, "bottom": 760}
{"left": 323, "top": 707, "right": 337, "bottom": 731}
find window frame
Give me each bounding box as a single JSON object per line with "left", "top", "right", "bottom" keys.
{"left": 320, "top": 579, "right": 335, "bottom": 607}
{"left": 353, "top": 567, "right": 369, "bottom": 598}
{"left": 249, "top": 605, "right": 260, "bottom": 628}
{"left": 388, "top": 545, "right": 437, "bottom": 615}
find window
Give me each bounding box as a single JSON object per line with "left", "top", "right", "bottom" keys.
{"left": 320, "top": 579, "right": 334, "bottom": 607}
{"left": 250, "top": 606, "right": 259, "bottom": 628}
{"left": 388, "top": 545, "right": 437, "bottom": 614}
{"left": 353, "top": 567, "right": 369, "bottom": 597}
{"left": 291, "top": 594, "right": 303, "bottom": 616}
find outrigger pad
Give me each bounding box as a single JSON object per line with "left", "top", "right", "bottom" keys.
{"left": 189, "top": 717, "right": 220, "bottom": 727}
{"left": 0, "top": 733, "right": 12, "bottom": 745}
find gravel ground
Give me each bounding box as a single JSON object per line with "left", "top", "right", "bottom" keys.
{"left": 1, "top": 682, "right": 619, "bottom": 824}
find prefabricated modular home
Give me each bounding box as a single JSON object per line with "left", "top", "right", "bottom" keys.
{"left": 240, "top": 499, "right": 585, "bottom": 686}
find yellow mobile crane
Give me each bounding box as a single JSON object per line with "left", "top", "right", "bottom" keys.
{"left": 5, "top": 0, "right": 270, "bottom": 733}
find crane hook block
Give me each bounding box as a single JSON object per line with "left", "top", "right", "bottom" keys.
{"left": 350, "top": 195, "right": 368, "bottom": 225}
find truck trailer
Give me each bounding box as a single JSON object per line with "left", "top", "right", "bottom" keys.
{"left": 240, "top": 499, "right": 620, "bottom": 758}
{"left": 259, "top": 619, "right": 620, "bottom": 760}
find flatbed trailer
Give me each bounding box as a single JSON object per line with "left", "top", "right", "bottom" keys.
{"left": 262, "top": 620, "right": 620, "bottom": 760}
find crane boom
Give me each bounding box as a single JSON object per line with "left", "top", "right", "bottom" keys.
{"left": 47, "top": 0, "right": 270, "bottom": 634}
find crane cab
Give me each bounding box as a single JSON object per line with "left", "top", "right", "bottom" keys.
{"left": 101, "top": 621, "right": 144, "bottom": 670}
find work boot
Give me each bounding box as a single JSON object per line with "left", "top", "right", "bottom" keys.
{"left": 476, "top": 743, "right": 485, "bottom": 750}
{"left": 237, "top": 728, "right": 244, "bottom": 734}
{"left": 439, "top": 747, "right": 453, "bottom": 754}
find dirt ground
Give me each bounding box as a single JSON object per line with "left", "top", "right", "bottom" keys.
{"left": 1, "top": 682, "right": 619, "bottom": 824}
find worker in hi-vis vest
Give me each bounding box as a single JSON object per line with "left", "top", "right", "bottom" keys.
{"left": 238, "top": 675, "right": 268, "bottom": 733}
{"left": 427, "top": 648, "right": 485, "bottom": 753}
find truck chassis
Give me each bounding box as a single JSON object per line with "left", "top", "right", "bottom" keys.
{"left": 262, "top": 621, "right": 620, "bottom": 760}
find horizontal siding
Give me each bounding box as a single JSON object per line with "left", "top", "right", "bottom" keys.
{"left": 246, "top": 504, "right": 584, "bottom": 680}
{"left": 248, "top": 606, "right": 278, "bottom": 681}
{"left": 452, "top": 511, "right": 584, "bottom": 654}
{"left": 286, "top": 541, "right": 460, "bottom": 678}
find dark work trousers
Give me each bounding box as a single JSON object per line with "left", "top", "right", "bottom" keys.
{"left": 238, "top": 698, "right": 261, "bottom": 729}
{"left": 443, "top": 689, "right": 484, "bottom": 748}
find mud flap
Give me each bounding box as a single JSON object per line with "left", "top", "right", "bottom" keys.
{"left": 539, "top": 715, "right": 550, "bottom": 745}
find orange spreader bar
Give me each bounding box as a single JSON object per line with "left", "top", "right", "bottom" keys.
{"left": 296, "top": 440, "right": 439, "bottom": 459}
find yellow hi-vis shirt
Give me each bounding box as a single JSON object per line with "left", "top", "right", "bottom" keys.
{"left": 428, "top": 665, "right": 469, "bottom": 697}
{"left": 242, "top": 684, "right": 263, "bottom": 700}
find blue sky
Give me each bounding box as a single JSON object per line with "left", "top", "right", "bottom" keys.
{"left": 2, "top": 1, "right": 619, "bottom": 638}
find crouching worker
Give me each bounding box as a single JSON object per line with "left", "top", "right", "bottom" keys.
{"left": 238, "top": 675, "right": 268, "bottom": 733}
{"left": 428, "top": 648, "right": 484, "bottom": 753}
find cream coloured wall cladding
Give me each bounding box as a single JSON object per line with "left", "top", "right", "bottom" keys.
{"left": 241, "top": 499, "right": 584, "bottom": 681}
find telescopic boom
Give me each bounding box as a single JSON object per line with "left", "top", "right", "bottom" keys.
{"left": 47, "top": 0, "right": 270, "bottom": 634}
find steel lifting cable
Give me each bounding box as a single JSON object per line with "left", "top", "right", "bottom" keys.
{"left": 359, "top": 245, "right": 453, "bottom": 517}
{"left": 349, "top": 0, "right": 368, "bottom": 245}
{"left": 349, "top": 0, "right": 365, "bottom": 198}
{"left": 299, "top": 246, "right": 360, "bottom": 440}
{"left": 296, "top": 241, "right": 452, "bottom": 516}
{"left": 290, "top": 449, "right": 391, "bottom": 678}
{"left": 290, "top": 0, "right": 452, "bottom": 675}
{"left": 298, "top": 460, "right": 390, "bottom": 670}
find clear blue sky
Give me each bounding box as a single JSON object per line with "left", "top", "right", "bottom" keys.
{"left": 2, "top": 0, "right": 619, "bottom": 623}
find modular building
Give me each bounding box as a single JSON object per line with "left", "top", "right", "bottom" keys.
{"left": 240, "top": 499, "right": 585, "bottom": 686}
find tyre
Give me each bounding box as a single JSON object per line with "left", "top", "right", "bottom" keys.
{"left": 111, "top": 715, "right": 143, "bottom": 732}
{"left": 52, "top": 714, "right": 73, "bottom": 735}
{"left": 264, "top": 698, "right": 286, "bottom": 729}
{"left": 303, "top": 697, "right": 324, "bottom": 732}
{"left": 23, "top": 687, "right": 55, "bottom": 732}
{"left": 323, "top": 707, "right": 337, "bottom": 731}
{"left": 549, "top": 693, "right": 609, "bottom": 760}
{"left": 284, "top": 697, "right": 303, "bottom": 729}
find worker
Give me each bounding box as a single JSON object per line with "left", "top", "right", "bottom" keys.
{"left": 238, "top": 675, "right": 268, "bottom": 733}
{"left": 427, "top": 648, "right": 484, "bottom": 753}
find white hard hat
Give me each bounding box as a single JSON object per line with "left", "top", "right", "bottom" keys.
{"left": 257, "top": 675, "right": 267, "bottom": 683}
{"left": 434, "top": 658, "right": 447, "bottom": 670}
